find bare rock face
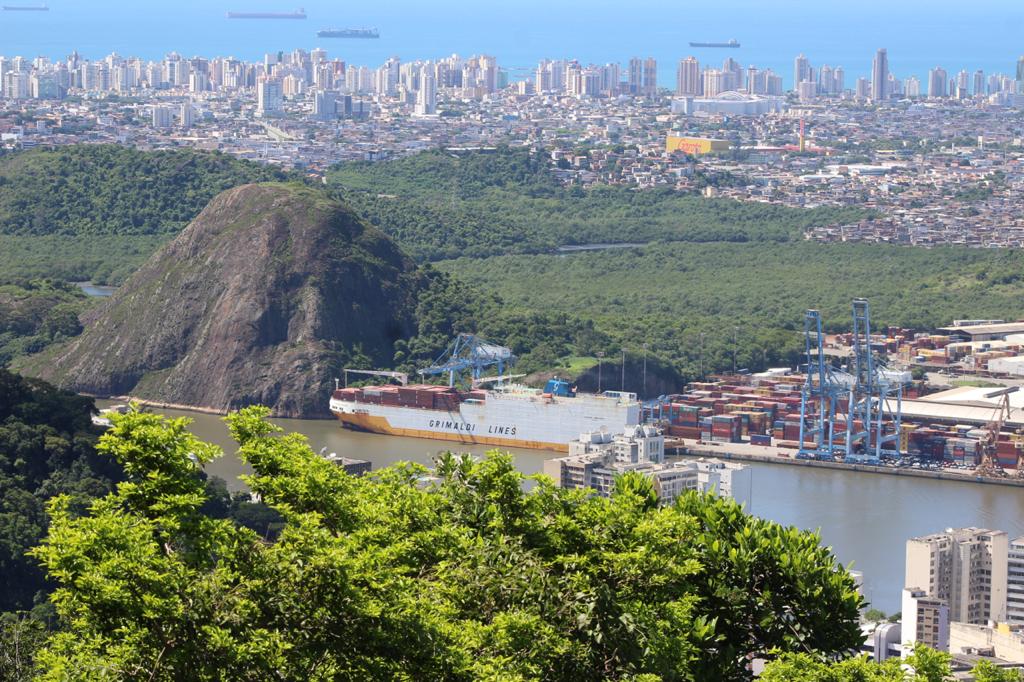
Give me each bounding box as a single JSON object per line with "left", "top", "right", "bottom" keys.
{"left": 24, "top": 183, "right": 422, "bottom": 417}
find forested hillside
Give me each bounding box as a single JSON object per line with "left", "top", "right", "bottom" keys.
{"left": 0, "top": 280, "right": 89, "bottom": 366}
{"left": 0, "top": 145, "right": 302, "bottom": 283}
{"left": 438, "top": 242, "right": 1024, "bottom": 379}
{"left": 0, "top": 370, "right": 122, "bottom": 615}
{"left": 327, "top": 148, "right": 869, "bottom": 260}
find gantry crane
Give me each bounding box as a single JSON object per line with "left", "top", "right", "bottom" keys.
{"left": 418, "top": 334, "right": 515, "bottom": 388}
{"left": 975, "top": 386, "right": 1017, "bottom": 478}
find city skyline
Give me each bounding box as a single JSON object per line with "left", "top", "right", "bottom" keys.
{"left": 0, "top": 1, "right": 1021, "bottom": 89}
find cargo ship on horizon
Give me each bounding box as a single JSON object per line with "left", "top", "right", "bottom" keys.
{"left": 226, "top": 8, "right": 306, "bottom": 19}
{"left": 689, "top": 39, "right": 740, "bottom": 48}
{"left": 317, "top": 27, "right": 379, "bottom": 39}
{"left": 3, "top": 4, "right": 49, "bottom": 9}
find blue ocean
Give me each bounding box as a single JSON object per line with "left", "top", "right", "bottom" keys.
{"left": 0, "top": 0, "right": 1021, "bottom": 88}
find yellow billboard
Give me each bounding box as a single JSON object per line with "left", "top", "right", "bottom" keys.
{"left": 665, "top": 135, "right": 730, "bottom": 155}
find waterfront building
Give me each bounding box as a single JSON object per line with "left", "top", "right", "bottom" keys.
{"left": 901, "top": 588, "right": 950, "bottom": 653}
{"left": 1008, "top": 537, "right": 1024, "bottom": 624}
{"left": 870, "top": 48, "right": 888, "bottom": 101}
{"left": 905, "top": 527, "right": 1008, "bottom": 625}
{"left": 545, "top": 427, "right": 749, "bottom": 506}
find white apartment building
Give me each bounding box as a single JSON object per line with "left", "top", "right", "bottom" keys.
{"left": 1008, "top": 536, "right": 1024, "bottom": 624}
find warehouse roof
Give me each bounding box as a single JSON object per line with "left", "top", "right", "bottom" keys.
{"left": 937, "top": 322, "right": 1024, "bottom": 338}
{"left": 886, "top": 398, "right": 1024, "bottom": 428}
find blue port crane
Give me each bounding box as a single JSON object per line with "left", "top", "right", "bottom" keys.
{"left": 798, "top": 299, "right": 903, "bottom": 463}
{"left": 418, "top": 334, "right": 515, "bottom": 388}
{"left": 798, "top": 310, "right": 855, "bottom": 461}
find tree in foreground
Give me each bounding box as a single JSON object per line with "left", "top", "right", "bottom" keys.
{"left": 761, "top": 644, "right": 1024, "bottom": 681}
{"left": 32, "top": 407, "right": 863, "bottom": 680}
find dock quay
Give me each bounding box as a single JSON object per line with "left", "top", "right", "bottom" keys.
{"left": 666, "top": 438, "right": 1024, "bottom": 488}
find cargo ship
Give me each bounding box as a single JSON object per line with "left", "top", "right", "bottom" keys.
{"left": 317, "top": 28, "right": 379, "bottom": 39}
{"left": 3, "top": 4, "right": 49, "bottom": 9}
{"left": 689, "top": 39, "right": 740, "bottom": 48}
{"left": 226, "top": 8, "right": 306, "bottom": 19}
{"left": 330, "top": 379, "right": 641, "bottom": 452}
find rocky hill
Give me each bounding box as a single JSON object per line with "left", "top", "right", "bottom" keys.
{"left": 19, "top": 183, "right": 424, "bottom": 418}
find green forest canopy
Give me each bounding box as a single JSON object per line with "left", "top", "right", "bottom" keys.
{"left": 0, "top": 145, "right": 301, "bottom": 283}
{"left": 437, "top": 241, "right": 1024, "bottom": 379}
{"left": 326, "top": 148, "right": 870, "bottom": 260}
{"left": 29, "top": 406, "right": 864, "bottom": 680}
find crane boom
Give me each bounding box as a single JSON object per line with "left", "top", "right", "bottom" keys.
{"left": 342, "top": 369, "right": 409, "bottom": 387}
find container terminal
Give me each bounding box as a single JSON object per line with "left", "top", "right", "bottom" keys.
{"left": 647, "top": 300, "right": 1024, "bottom": 486}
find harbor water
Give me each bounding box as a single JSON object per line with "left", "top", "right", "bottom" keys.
{"left": 96, "top": 399, "right": 1024, "bottom": 613}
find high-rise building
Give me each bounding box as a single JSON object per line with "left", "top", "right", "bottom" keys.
{"left": 833, "top": 66, "right": 845, "bottom": 94}
{"left": 905, "top": 75, "right": 921, "bottom": 98}
{"left": 901, "top": 588, "right": 950, "bottom": 653}
{"left": 642, "top": 57, "right": 657, "bottom": 96}
{"left": 151, "top": 104, "right": 174, "bottom": 128}
{"left": 797, "top": 79, "right": 817, "bottom": 102}
{"left": 819, "top": 65, "right": 834, "bottom": 95}
{"left": 905, "top": 528, "right": 1008, "bottom": 625}
{"left": 1008, "top": 537, "right": 1024, "bottom": 625}
{"left": 1017, "top": 56, "right": 1024, "bottom": 94}
{"left": 415, "top": 65, "right": 437, "bottom": 115}
{"left": 974, "top": 70, "right": 985, "bottom": 97}
{"left": 627, "top": 57, "right": 642, "bottom": 95}
{"left": 870, "top": 48, "right": 888, "bottom": 101}
{"left": 928, "top": 67, "right": 947, "bottom": 98}
{"left": 702, "top": 69, "right": 724, "bottom": 98}
{"left": 955, "top": 69, "right": 970, "bottom": 99}
{"left": 793, "top": 53, "right": 810, "bottom": 92}
{"left": 179, "top": 100, "right": 193, "bottom": 129}
{"left": 722, "top": 57, "right": 742, "bottom": 91}
{"left": 676, "top": 56, "right": 700, "bottom": 96}
{"left": 256, "top": 78, "right": 283, "bottom": 117}
{"left": 855, "top": 77, "right": 870, "bottom": 99}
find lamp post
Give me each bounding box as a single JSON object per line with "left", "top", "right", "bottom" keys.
{"left": 642, "top": 343, "right": 648, "bottom": 397}
{"left": 732, "top": 326, "right": 739, "bottom": 375}
{"left": 699, "top": 332, "right": 705, "bottom": 381}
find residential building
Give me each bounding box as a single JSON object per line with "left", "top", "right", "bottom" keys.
{"left": 257, "top": 78, "right": 283, "bottom": 117}
{"left": 676, "top": 56, "right": 700, "bottom": 96}
{"left": 928, "top": 67, "right": 948, "bottom": 98}
{"left": 902, "top": 587, "right": 951, "bottom": 653}
{"left": 905, "top": 527, "right": 1008, "bottom": 625}
{"left": 1009, "top": 536, "right": 1024, "bottom": 624}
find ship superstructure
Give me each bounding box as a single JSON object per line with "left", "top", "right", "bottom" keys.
{"left": 317, "top": 28, "right": 380, "bottom": 38}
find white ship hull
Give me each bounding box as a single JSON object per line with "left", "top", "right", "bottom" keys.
{"left": 329, "top": 389, "right": 640, "bottom": 452}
